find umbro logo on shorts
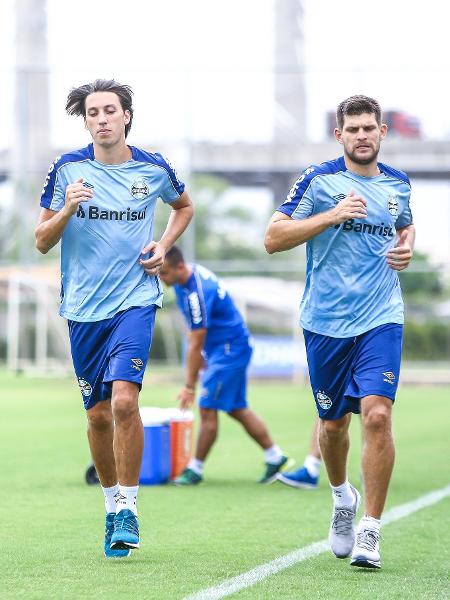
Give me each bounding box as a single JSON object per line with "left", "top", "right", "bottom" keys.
{"left": 383, "top": 371, "right": 396, "bottom": 384}
{"left": 131, "top": 358, "right": 144, "bottom": 372}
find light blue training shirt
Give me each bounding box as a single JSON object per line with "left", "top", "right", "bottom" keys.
{"left": 277, "top": 156, "right": 413, "bottom": 338}
{"left": 40, "top": 143, "right": 185, "bottom": 322}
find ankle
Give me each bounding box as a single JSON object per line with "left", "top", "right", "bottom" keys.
{"left": 116, "top": 484, "right": 139, "bottom": 515}
{"left": 330, "top": 480, "right": 355, "bottom": 507}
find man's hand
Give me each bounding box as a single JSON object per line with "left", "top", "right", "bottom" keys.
{"left": 140, "top": 241, "right": 166, "bottom": 275}
{"left": 177, "top": 386, "right": 196, "bottom": 410}
{"left": 330, "top": 189, "right": 367, "bottom": 225}
{"left": 63, "top": 177, "right": 93, "bottom": 216}
{"left": 387, "top": 229, "right": 413, "bottom": 271}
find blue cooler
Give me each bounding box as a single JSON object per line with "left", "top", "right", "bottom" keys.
{"left": 139, "top": 408, "right": 171, "bottom": 485}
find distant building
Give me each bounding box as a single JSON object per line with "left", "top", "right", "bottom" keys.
{"left": 383, "top": 111, "right": 421, "bottom": 138}
{"left": 326, "top": 110, "right": 422, "bottom": 139}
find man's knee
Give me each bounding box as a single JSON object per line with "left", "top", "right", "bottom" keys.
{"left": 111, "top": 387, "right": 140, "bottom": 423}
{"left": 228, "top": 408, "right": 247, "bottom": 422}
{"left": 362, "top": 402, "right": 392, "bottom": 433}
{"left": 320, "top": 415, "right": 350, "bottom": 437}
{"left": 87, "top": 401, "right": 113, "bottom": 431}
{"left": 200, "top": 408, "right": 218, "bottom": 433}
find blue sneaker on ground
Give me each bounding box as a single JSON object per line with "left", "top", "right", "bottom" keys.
{"left": 277, "top": 466, "right": 319, "bottom": 489}
{"left": 104, "top": 513, "right": 131, "bottom": 558}
{"left": 110, "top": 509, "right": 140, "bottom": 550}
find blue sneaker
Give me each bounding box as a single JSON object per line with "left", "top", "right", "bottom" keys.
{"left": 110, "top": 509, "right": 140, "bottom": 550}
{"left": 277, "top": 466, "right": 319, "bottom": 489}
{"left": 104, "top": 513, "right": 131, "bottom": 558}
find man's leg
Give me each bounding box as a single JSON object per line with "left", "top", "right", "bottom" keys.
{"left": 228, "top": 408, "right": 273, "bottom": 449}
{"left": 308, "top": 417, "right": 321, "bottom": 460}
{"left": 173, "top": 408, "right": 218, "bottom": 485}
{"left": 110, "top": 380, "right": 142, "bottom": 550}
{"left": 86, "top": 398, "right": 132, "bottom": 558}
{"left": 229, "top": 408, "right": 289, "bottom": 483}
{"left": 360, "top": 395, "right": 394, "bottom": 518}
{"left": 278, "top": 417, "right": 322, "bottom": 489}
{"left": 302, "top": 417, "right": 322, "bottom": 477}
{"left": 196, "top": 407, "right": 219, "bottom": 460}
{"left": 350, "top": 395, "right": 393, "bottom": 569}
{"left": 320, "top": 413, "right": 360, "bottom": 559}
{"left": 319, "top": 414, "right": 351, "bottom": 486}
{"left": 86, "top": 399, "right": 117, "bottom": 487}
{"left": 111, "top": 380, "right": 143, "bottom": 486}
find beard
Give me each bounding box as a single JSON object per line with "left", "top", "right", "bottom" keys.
{"left": 345, "top": 143, "right": 380, "bottom": 165}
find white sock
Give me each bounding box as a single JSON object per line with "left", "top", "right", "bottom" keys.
{"left": 304, "top": 454, "right": 321, "bottom": 478}
{"left": 359, "top": 515, "right": 381, "bottom": 532}
{"left": 330, "top": 480, "right": 355, "bottom": 508}
{"left": 102, "top": 483, "right": 120, "bottom": 514}
{"left": 264, "top": 444, "right": 283, "bottom": 465}
{"left": 116, "top": 485, "right": 139, "bottom": 515}
{"left": 188, "top": 458, "right": 204, "bottom": 475}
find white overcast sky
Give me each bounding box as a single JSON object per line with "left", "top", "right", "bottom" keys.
{"left": 0, "top": 0, "right": 449, "bottom": 263}
{"left": 1, "top": 0, "right": 450, "bottom": 147}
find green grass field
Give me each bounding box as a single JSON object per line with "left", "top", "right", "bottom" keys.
{"left": 3, "top": 370, "right": 450, "bottom": 599}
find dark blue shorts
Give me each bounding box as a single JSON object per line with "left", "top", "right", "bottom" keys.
{"left": 68, "top": 305, "right": 157, "bottom": 410}
{"left": 199, "top": 339, "right": 253, "bottom": 413}
{"left": 304, "top": 323, "right": 403, "bottom": 420}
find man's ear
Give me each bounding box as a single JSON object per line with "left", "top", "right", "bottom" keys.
{"left": 334, "top": 127, "right": 343, "bottom": 145}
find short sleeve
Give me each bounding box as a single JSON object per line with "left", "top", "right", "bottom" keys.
{"left": 396, "top": 193, "right": 413, "bottom": 229}
{"left": 276, "top": 166, "right": 316, "bottom": 220}
{"left": 154, "top": 154, "right": 185, "bottom": 203}
{"left": 182, "top": 271, "right": 217, "bottom": 331}
{"left": 40, "top": 156, "right": 65, "bottom": 211}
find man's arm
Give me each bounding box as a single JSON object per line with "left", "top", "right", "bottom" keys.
{"left": 264, "top": 190, "right": 367, "bottom": 254}
{"left": 35, "top": 177, "right": 93, "bottom": 254}
{"left": 140, "top": 191, "right": 194, "bottom": 275}
{"left": 178, "top": 327, "right": 207, "bottom": 410}
{"left": 386, "top": 224, "right": 415, "bottom": 271}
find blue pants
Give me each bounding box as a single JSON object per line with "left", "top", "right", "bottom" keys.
{"left": 199, "top": 339, "right": 253, "bottom": 413}
{"left": 304, "top": 323, "right": 403, "bottom": 420}
{"left": 68, "top": 305, "right": 156, "bottom": 410}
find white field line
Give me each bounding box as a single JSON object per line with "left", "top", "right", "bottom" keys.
{"left": 183, "top": 484, "right": 450, "bottom": 600}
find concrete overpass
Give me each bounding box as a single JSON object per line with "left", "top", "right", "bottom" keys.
{"left": 1, "top": 138, "right": 450, "bottom": 185}
{"left": 188, "top": 139, "right": 450, "bottom": 185}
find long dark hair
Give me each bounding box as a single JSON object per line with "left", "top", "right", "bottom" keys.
{"left": 65, "top": 79, "right": 134, "bottom": 137}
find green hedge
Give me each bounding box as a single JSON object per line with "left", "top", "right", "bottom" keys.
{"left": 403, "top": 319, "right": 450, "bottom": 360}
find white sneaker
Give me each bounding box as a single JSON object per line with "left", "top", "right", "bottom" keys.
{"left": 350, "top": 525, "right": 381, "bottom": 569}
{"left": 329, "top": 485, "right": 361, "bottom": 558}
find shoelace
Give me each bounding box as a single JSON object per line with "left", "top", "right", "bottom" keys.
{"left": 114, "top": 514, "right": 139, "bottom": 535}
{"left": 332, "top": 508, "right": 355, "bottom": 535}
{"left": 356, "top": 529, "right": 379, "bottom": 551}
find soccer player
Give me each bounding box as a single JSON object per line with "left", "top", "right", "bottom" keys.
{"left": 159, "top": 246, "right": 290, "bottom": 485}
{"left": 35, "top": 79, "right": 193, "bottom": 558}
{"left": 265, "top": 95, "right": 415, "bottom": 569}
{"left": 277, "top": 418, "right": 322, "bottom": 489}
